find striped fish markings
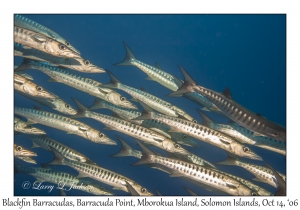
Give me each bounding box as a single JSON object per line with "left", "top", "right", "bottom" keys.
{"left": 14, "top": 25, "right": 80, "bottom": 59}
{"left": 14, "top": 107, "right": 116, "bottom": 145}
{"left": 198, "top": 110, "right": 286, "bottom": 156}
{"left": 134, "top": 101, "right": 262, "bottom": 160}
{"left": 26, "top": 134, "right": 95, "bottom": 164}
{"left": 14, "top": 14, "right": 80, "bottom": 55}
{"left": 17, "top": 59, "right": 137, "bottom": 109}
{"left": 115, "top": 42, "right": 222, "bottom": 114}
{"left": 14, "top": 42, "right": 105, "bottom": 73}
{"left": 71, "top": 98, "right": 191, "bottom": 157}
{"left": 14, "top": 117, "right": 46, "bottom": 135}
{"left": 133, "top": 141, "right": 258, "bottom": 196}
{"left": 103, "top": 69, "right": 195, "bottom": 122}
{"left": 170, "top": 66, "right": 286, "bottom": 142}
{"left": 14, "top": 73, "right": 56, "bottom": 99}
{"left": 217, "top": 156, "right": 286, "bottom": 188}
{"left": 15, "top": 163, "right": 114, "bottom": 195}
{"left": 89, "top": 98, "right": 198, "bottom": 147}
{"left": 47, "top": 146, "right": 153, "bottom": 195}
{"left": 15, "top": 89, "right": 77, "bottom": 115}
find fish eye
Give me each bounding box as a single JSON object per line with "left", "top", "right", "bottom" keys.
{"left": 243, "top": 146, "right": 250, "bottom": 153}
{"left": 192, "top": 120, "right": 197, "bottom": 123}
{"left": 174, "top": 144, "right": 180, "bottom": 148}
{"left": 26, "top": 125, "right": 32, "bottom": 129}
{"left": 16, "top": 146, "right": 22, "bottom": 151}
{"left": 36, "top": 86, "right": 43, "bottom": 91}
{"left": 65, "top": 104, "right": 70, "bottom": 108}
{"left": 120, "top": 97, "right": 125, "bottom": 101}
{"left": 99, "top": 133, "right": 104, "bottom": 138}
{"left": 59, "top": 44, "right": 66, "bottom": 50}
{"left": 251, "top": 191, "right": 258, "bottom": 196}
{"left": 84, "top": 60, "right": 90, "bottom": 65}
{"left": 65, "top": 41, "right": 70, "bottom": 46}
{"left": 141, "top": 188, "right": 146, "bottom": 193}
{"left": 183, "top": 135, "right": 187, "bottom": 139}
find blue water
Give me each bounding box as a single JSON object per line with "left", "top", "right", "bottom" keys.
{"left": 14, "top": 14, "right": 286, "bottom": 196}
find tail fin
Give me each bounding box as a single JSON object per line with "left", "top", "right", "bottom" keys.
{"left": 131, "top": 140, "right": 155, "bottom": 166}
{"left": 89, "top": 98, "right": 105, "bottom": 111}
{"left": 196, "top": 109, "right": 214, "bottom": 127}
{"left": 14, "top": 58, "right": 33, "bottom": 72}
{"left": 114, "top": 42, "right": 136, "bottom": 66}
{"left": 167, "top": 65, "right": 196, "bottom": 97}
{"left": 125, "top": 181, "right": 140, "bottom": 196}
{"left": 42, "top": 146, "right": 66, "bottom": 167}
{"left": 183, "top": 186, "right": 198, "bottom": 196}
{"left": 265, "top": 163, "right": 286, "bottom": 195}
{"left": 110, "top": 135, "right": 135, "bottom": 158}
{"left": 132, "top": 100, "right": 156, "bottom": 121}
{"left": 101, "top": 69, "right": 121, "bottom": 89}
{"left": 70, "top": 98, "right": 89, "bottom": 118}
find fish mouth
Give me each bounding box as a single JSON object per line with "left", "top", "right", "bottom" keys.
{"left": 122, "top": 103, "right": 138, "bottom": 110}
{"left": 101, "top": 139, "right": 117, "bottom": 145}
{"left": 90, "top": 67, "right": 106, "bottom": 73}
{"left": 248, "top": 153, "right": 263, "bottom": 161}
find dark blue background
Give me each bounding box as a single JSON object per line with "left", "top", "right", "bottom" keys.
{"left": 14, "top": 14, "right": 286, "bottom": 196}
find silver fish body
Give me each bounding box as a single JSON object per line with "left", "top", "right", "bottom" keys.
{"left": 104, "top": 70, "right": 195, "bottom": 121}
{"left": 217, "top": 156, "right": 286, "bottom": 188}
{"left": 198, "top": 110, "right": 286, "bottom": 156}
{"left": 90, "top": 98, "right": 198, "bottom": 147}
{"left": 15, "top": 164, "right": 114, "bottom": 195}
{"left": 14, "top": 107, "right": 116, "bottom": 145}
{"left": 14, "top": 14, "right": 80, "bottom": 55}
{"left": 48, "top": 147, "right": 153, "bottom": 195}
{"left": 135, "top": 107, "right": 262, "bottom": 161}
{"left": 15, "top": 89, "right": 77, "bottom": 115}
{"left": 14, "top": 117, "right": 46, "bottom": 135}
{"left": 14, "top": 73, "right": 56, "bottom": 99}
{"left": 14, "top": 42, "right": 104, "bottom": 73}
{"left": 175, "top": 66, "right": 286, "bottom": 142}
{"left": 20, "top": 60, "right": 136, "bottom": 109}
{"left": 16, "top": 156, "right": 37, "bottom": 164}
{"left": 115, "top": 42, "right": 223, "bottom": 114}
{"left": 26, "top": 134, "right": 95, "bottom": 164}
{"left": 134, "top": 141, "right": 257, "bottom": 196}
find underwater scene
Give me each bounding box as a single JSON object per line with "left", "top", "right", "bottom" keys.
{"left": 14, "top": 14, "right": 286, "bottom": 196}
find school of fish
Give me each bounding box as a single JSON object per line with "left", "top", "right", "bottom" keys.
{"left": 14, "top": 15, "right": 286, "bottom": 196}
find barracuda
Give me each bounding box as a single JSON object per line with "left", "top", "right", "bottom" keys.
{"left": 89, "top": 98, "right": 198, "bottom": 147}
{"left": 134, "top": 101, "right": 262, "bottom": 161}
{"left": 17, "top": 59, "right": 137, "bottom": 109}
{"left": 14, "top": 25, "right": 80, "bottom": 59}
{"left": 15, "top": 89, "right": 77, "bottom": 115}
{"left": 14, "top": 42, "right": 105, "bottom": 73}
{"left": 133, "top": 141, "right": 258, "bottom": 196}
{"left": 47, "top": 146, "right": 153, "bottom": 195}
{"left": 111, "top": 135, "right": 215, "bottom": 169}
{"left": 103, "top": 69, "right": 195, "bottom": 121}
{"left": 15, "top": 163, "right": 114, "bottom": 195}
{"left": 217, "top": 156, "right": 286, "bottom": 188}
{"left": 171, "top": 66, "right": 286, "bottom": 142}
{"left": 26, "top": 134, "right": 95, "bottom": 164}
{"left": 14, "top": 73, "right": 56, "bottom": 99}
{"left": 14, "top": 144, "right": 37, "bottom": 157}
{"left": 115, "top": 42, "right": 223, "bottom": 114}
{"left": 71, "top": 98, "right": 190, "bottom": 157}
{"left": 14, "top": 14, "right": 80, "bottom": 55}
{"left": 14, "top": 107, "right": 116, "bottom": 145}
{"left": 198, "top": 110, "right": 286, "bottom": 156}
{"left": 14, "top": 117, "right": 46, "bottom": 135}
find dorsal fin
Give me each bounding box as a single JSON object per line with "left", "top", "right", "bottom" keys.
{"left": 196, "top": 109, "right": 214, "bottom": 127}
{"left": 155, "top": 62, "right": 163, "bottom": 70}
{"left": 223, "top": 87, "right": 233, "bottom": 99}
